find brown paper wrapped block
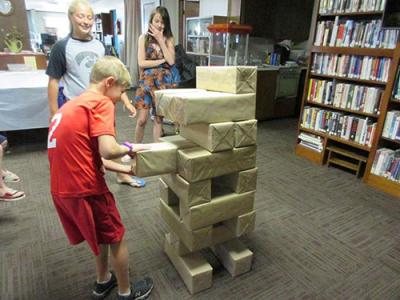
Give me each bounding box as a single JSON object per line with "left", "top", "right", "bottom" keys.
{"left": 178, "top": 145, "right": 256, "bottom": 183}
{"left": 159, "top": 178, "right": 179, "bottom": 206}
{"left": 155, "top": 89, "right": 256, "bottom": 125}
{"left": 213, "top": 168, "right": 258, "bottom": 194}
{"left": 134, "top": 143, "right": 177, "bottom": 177}
{"left": 164, "top": 236, "right": 213, "bottom": 294}
{"left": 223, "top": 211, "right": 256, "bottom": 237}
{"left": 213, "top": 238, "right": 253, "bottom": 277}
{"left": 159, "top": 134, "right": 196, "bottom": 149}
{"left": 180, "top": 122, "right": 235, "bottom": 152}
{"left": 234, "top": 119, "right": 257, "bottom": 148}
{"left": 160, "top": 199, "right": 212, "bottom": 251}
{"left": 160, "top": 199, "right": 236, "bottom": 251}
{"left": 161, "top": 174, "right": 211, "bottom": 217}
{"left": 166, "top": 232, "right": 191, "bottom": 256}
{"left": 182, "top": 191, "right": 255, "bottom": 230}
{"left": 196, "top": 66, "right": 257, "bottom": 94}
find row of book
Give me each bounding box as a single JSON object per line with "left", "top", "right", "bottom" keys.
{"left": 319, "top": 0, "right": 386, "bottom": 14}
{"left": 382, "top": 111, "right": 400, "bottom": 141}
{"left": 298, "top": 132, "right": 324, "bottom": 152}
{"left": 307, "top": 78, "right": 382, "bottom": 114}
{"left": 371, "top": 148, "right": 400, "bottom": 182}
{"left": 314, "top": 18, "right": 399, "bottom": 49}
{"left": 312, "top": 53, "right": 391, "bottom": 82}
{"left": 301, "top": 106, "right": 377, "bottom": 146}
{"left": 394, "top": 70, "right": 400, "bottom": 100}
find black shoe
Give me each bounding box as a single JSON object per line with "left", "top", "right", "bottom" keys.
{"left": 117, "top": 277, "right": 154, "bottom": 300}
{"left": 92, "top": 271, "right": 118, "bottom": 299}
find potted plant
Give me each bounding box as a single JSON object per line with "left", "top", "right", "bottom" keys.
{"left": 4, "top": 26, "right": 23, "bottom": 53}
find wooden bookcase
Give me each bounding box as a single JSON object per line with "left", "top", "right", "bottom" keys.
{"left": 295, "top": 0, "right": 400, "bottom": 197}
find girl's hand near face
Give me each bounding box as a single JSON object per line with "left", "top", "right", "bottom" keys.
{"left": 149, "top": 24, "right": 164, "bottom": 44}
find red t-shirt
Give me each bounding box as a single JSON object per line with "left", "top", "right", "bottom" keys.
{"left": 48, "top": 91, "right": 115, "bottom": 197}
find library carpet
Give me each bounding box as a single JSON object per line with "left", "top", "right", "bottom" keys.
{"left": 1, "top": 106, "right": 400, "bottom": 299}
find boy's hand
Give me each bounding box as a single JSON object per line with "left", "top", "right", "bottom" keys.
{"left": 122, "top": 142, "right": 151, "bottom": 157}
{"left": 126, "top": 102, "right": 137, "bottom": 118}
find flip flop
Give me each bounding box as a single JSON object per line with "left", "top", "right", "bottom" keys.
{"left": 117, "top": 176, "right": 145, "bottom": 188}
{"left": 2, "top": 170, "right": 20, "bottom": 183}
{"left": 0, "top": 189, "right": 25, "bottom": 202}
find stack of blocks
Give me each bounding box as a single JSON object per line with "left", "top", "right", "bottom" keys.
{"left": 131, "top": 66, "right": 258, "bottom": 294}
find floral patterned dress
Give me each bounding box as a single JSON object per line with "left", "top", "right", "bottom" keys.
{"left": 134, "top": 35, "right": 177, "bottom": 112}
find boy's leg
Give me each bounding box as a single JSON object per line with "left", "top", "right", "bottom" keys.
{"left": 95, "top": 244, "right": 111, "bottom": 282}
{"left": 110, "top": 238, "right": 130, "bottom": 294}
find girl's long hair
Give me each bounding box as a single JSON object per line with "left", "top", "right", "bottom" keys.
{"left": 145, "top": 6, "right": 173, "bottom": 48}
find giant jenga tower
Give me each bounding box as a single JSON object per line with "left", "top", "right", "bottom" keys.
{"left": 155, "top": 66, "right": 258, "bottom": 294}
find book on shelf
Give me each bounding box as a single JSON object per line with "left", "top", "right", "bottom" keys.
{"left": 394, "top": 69, "right": 400, "bottom": 100}
{"left": 301, "top": 106, "right": 376, "bottom": 146}
{"left": 319, "top": 0, "right": 386, "bottom": 14}
{"left": 312, "top": 53, "right": 391, "bottom": 82}
{"left": 298, "top": 132, "right": 324, "bottom": 152}
{"left": 308, "top": 78, "right": 383, "bottom": 113}
{"left": 315, "top": 18, "right": 399, "bottom": 49}
{"left": 382, "top": 110, "right": 400, "bottom": 140}
{"left": 371, "top": 148, "right": 400, "bottom": 182}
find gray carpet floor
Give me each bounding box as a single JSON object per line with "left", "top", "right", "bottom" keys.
{"left": 1, "top": 104, "right": 400, "bottom": 300}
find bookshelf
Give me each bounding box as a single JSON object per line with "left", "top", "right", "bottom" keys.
{"left": 296, "top": 0, "right": 400, "bottom": 197}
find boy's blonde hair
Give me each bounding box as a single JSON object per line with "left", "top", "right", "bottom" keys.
{"left": 68, "top": 0, "right": 94, "bottom": 17}
{"left": 90, "top": 56, "right": 132, "bottom": 89}
{"left": 68, "top": 0, "right": 94, "bottom": 33}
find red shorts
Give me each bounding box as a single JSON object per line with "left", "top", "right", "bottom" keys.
{"left": 52, "top": 192, "right": 125, "bottom": 256}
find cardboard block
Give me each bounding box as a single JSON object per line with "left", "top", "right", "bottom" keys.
{"left": 234, "top": 119, "right": 257, "bottom": 148}
{"left": 160, "top": 199, "right": 212, "bottom": 251}
{"left": 178, "top": 145, "right": 256, "bottom": 183}
{"left": 160, "top": 199, "right": 236, "bottom": 251}
{"left": 213, "top": 239, "right": 253, "bottom": 277}
{"left": 159, "top": 178, "right": 179, "bottom": 206}
{"left": 212, "top": 168, "right": 257, "bottom": 194}
{"left": 182, "top": 191, "right": 255, "bottom": 230}
{"left": 161, "top": 174, "right": 211, "bottom": 218}
{"left": 159, "top": 134, "right": 196, "bottom": 150}
{"left": 134, "top": 142, "right": 177, "bottom": 177}
{"left": 196, "top": 66, "right": 257, "bottom": 94}
{"left": 164, "top": 236, "right": 213, "bottom": 294}
{"left": 222, "top": 211, "right": 256, "bottom": 237}
{"left": 180, "top": 122, "right": 235, "bottom": 152}
{"left": 155, "top": 89, "right": 256, "bottom": 125}
{"left": 166, "top": 232, "right": 191, "bottom": 256}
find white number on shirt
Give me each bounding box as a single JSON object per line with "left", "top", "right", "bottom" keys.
{"left": 47, "top": 113, "right": 62, "bottom": 149}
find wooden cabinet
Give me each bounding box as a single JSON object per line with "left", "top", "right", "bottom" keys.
{"left": 0, "top": 53, "right": 47, "bottom": 70}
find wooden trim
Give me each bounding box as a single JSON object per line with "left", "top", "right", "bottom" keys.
{"left": 299, "top": 127, "right": 372, "bottom": 151}
{"left": 306, "top": 101, "right": 379, "bottom": 118}
{"left": 391, "top": 97, "right": 400, "bottom": 104}
{"left": 366, "top": 174, "right": 400, "bottom": 198}
{"left": 295, "top": 143, "right": 325, "bottom": 165}
{"left": 381, "top": 136, "right": 400, "bottom": 145}
{"left": 319, "top": 11, "right": 383, "bottom": 17}
{"left": 311, "top": 46, "right": 394, "bottom": 57}
{"left": 310, "top": 73, "right": 387, "bottom": 86}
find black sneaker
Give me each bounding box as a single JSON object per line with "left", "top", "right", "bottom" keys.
{"left": 92, "top": 271, "right": 118, "bottom": 299}
{"left": 117, "top": 277, "right": 154, "bottom": 300}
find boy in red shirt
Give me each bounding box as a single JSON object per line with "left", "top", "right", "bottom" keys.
{"left": 48, "top": 56, "right": 153, "bottom": 300}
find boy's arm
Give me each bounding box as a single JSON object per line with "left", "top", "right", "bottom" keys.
{"left": 48, "top": 77, "right": 60, "bottom": 120}
{"left": 120, "top": 92, "right": 136, "bottom": 117}
{"left": 98, "top": 135, "right": 150, "bottom": 160}
{"left": 102, "top": 158, "right": 134, "bottom": 174}
{"left": 98, "top": 135, "right": 130, "bottom": 160}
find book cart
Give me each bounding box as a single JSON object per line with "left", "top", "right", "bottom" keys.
{"left": 295, "top": 0, "right": 400, "bottom": 197}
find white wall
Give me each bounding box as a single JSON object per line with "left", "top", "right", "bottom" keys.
{"left": 162, "top": 0, "right": 179, "bottom": 45}
{"left": 200, "top": 0, "right": 228, "bottom": 17}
